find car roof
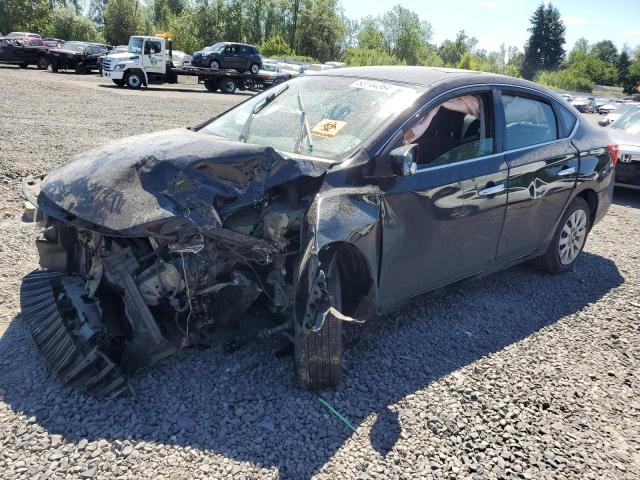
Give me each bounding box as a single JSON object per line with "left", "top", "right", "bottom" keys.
{"left": 315, "top": 66, "right": 540, "bottom": 89}
{"left": 318, "top": 66, "right": 515, "bottom": 87}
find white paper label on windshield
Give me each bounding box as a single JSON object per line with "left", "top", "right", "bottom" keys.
{"left": 349, "top": 79, "right": 405, "bottom": 94}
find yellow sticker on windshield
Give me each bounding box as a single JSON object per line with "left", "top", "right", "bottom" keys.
{"left": 310, "top": 119, "right": 347, "bottom": 138}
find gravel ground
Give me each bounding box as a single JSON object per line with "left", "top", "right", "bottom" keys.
{"left": 0, "top": 66, "right": 639, "bottom": 480}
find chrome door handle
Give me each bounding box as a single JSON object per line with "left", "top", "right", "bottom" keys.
{"left": 478, "top": 184, "right": 505, "bottom": 196}
{"left": 557, "top": 166, "right": 576, "bottom": 176}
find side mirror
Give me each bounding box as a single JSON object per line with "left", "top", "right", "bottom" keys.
{"left": 390, "top": 144, "right": 418, "bottom": 176}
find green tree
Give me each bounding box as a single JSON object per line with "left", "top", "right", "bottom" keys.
{"left": 380, "top": 5, "right": 432, "bottom": 65}
{"left": 617, "top": 47, "right": 631, "bottom": 86}
{"left": 0, "top": 0, "right": 51, "bottom": 35}
{"left": 522, "top": 3, "right": 566, "bottom": 79}
{"left": 591, "top": 40, "right": 618, "bottom": 66}
{"left": 623, "top": 60, "right": 640, "bottom": 95}
{"left": 439, "top": 30, "right": 476, "bottom": 66}
{"left": 343, "top": 47, "right": 404, "bottom": 66}
{"left": 294, "top": 0, "right": 346, "bottom": 61}
{"left": 357, "top": 16, "right": 385, "bottom": 51}
{"left": 572, "top": 37, "right": 589, "bottom": 55}
{"left": 259, "top": 34, "right": 293, "bottom": 57}
{"left": 50, "top": 7, "right": 102, "bottom": 42}
{"left": 103, "top": 0, "right": 144, "bottom": 45}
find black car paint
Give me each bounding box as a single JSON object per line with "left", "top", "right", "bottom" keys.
{"left": 48, "top": 44, "right": 108, "bottom": 72}
{"left": 31, "top": 67, "right": 614, "bottom": 323}
{"left": 191, "top": 43, "right": 262, "bottom": 72}
{"left": 0, "top": 38, "right": 49, "bottom": 67}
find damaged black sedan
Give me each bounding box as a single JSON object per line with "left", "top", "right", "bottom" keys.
{"left": 21, "top": 67, "right": 615, "bottom": 398}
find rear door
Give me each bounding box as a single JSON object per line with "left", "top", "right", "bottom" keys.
{"left": 496, "top": 90, "right": 579, "bottom": 262}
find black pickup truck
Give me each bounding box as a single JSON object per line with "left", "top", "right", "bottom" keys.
{"left": 0, "top": 38, "right": 49, "bottom": 69}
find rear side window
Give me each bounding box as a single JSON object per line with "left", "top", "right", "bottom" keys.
{"left": 556, "top": 105, "right": 577, "bottom": 136}
{"left": 502, "top": 94, "right": 558, "bottom": 150}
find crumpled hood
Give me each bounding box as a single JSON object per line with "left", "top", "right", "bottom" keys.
{"left": 39, "top": 128, "right": 331, "bottom": 236}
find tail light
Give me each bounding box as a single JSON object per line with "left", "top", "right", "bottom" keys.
{"left": 608, "top": 144, "right": 619, "bottom": 166}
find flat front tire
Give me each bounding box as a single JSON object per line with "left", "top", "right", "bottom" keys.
{"left": 294, "top": 256, "right": 343, "bottom": 390}
{"left": 536, "top": 197, "right": 591, "bottom": 273}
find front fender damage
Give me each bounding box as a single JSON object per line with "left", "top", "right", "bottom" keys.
{"left": 298, "top": 186, "right": 382, "bottom": 332}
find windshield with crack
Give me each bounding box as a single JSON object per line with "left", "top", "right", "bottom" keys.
{"left": 201, "top": 76, "right": 421, "bottom": 161}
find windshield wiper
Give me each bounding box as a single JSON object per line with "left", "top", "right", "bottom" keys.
{"left": 239, "top": 84, "right": 289, "bottom": 143}
{"left": 294, "top": 91, "right": 313, "bottom": 154}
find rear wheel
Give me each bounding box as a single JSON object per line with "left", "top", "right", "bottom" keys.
{"left": 249, "top": 63, "right": 260, "bottom": 74}
{"left": 218, "top": 78, "right": 236, "bottom": 94}
{"left": 124, "top": 71, "right": 143, "bottom": 89}
{"left": 75, "top": 62, "right": 87, "bottom": 74}
{"left": 294, "top": 256, "right": 343, "bottom": 390}
{"left": 536, "top": 197, "right": 590, "bottom": 273}
{"left": 36, "top": 57, "right": 49, "bottom": 70}
{"left": 204, "top": 79, "right": 218, "bottom": 92}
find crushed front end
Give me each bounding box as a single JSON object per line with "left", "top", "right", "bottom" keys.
{"left": 20, "top": 129, "right": 331, "bottom": 397}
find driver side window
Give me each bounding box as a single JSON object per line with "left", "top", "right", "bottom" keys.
{"left": 404, "top": 93, "right": 495, "bottom": 167}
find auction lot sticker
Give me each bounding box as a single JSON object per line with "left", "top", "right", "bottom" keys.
{"left": 311, "top": 119, "right": 347, "bottom": 138}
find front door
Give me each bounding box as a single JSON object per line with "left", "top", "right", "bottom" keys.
{"left": 223, "top": 45, "right": 240, "bottom": 70}
{"left": 496, "top": 91, "right": 578, "bottom": 261}
{"left": 378, "top": 89, "right": 508, "bottom": 307}
{"left": 143, "top": 39, "right": 164, "bottom": 74}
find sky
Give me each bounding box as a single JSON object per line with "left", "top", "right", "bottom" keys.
{"left": 342, "top": 0, "right": 640, "bottom": 54}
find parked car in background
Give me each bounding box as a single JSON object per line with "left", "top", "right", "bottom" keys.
{"left": 324, "top": 61, "right": 346, "bottom": 68}
{"left": 0, "top": 37, "right": 49, "bottom": 69}
{"left": 258, "top": 62, "right": 289, "bottom": 86}
{"left": 608, "top": 106, "right": 640, "bottom": 189}
{"left": 14, "top": 36, "right": 46, "bottom": 46}
{"left": 43, "top": 38, "right": 65, "bottom": 48}
{"left": 6, "top": 32, "right": 42, "bottom": 40}
{"left": 21, "top": 66, "right": 614, "bottom": 396}
{"left": 49, "top": 41, "right": 110, "bottom": 73}
{"left": 560, "top": 93, "right": 573, "bottom": 102}
{"left": 598, "top": 103, "right": 639, "bottom": 126}
{"left": 191, "top": 42, "right": 262, "bottom": 73}
{"left": 277, "top": 62, "right": 305, "bottom": 77}
{"left": 571, "top": 96, "right": 596, "bottom": 113}
{"left": 598, "top": 102, "right": 618, "bottom": 115}
{"left": 170, "top": 49, "right": 191, "bottom": 66}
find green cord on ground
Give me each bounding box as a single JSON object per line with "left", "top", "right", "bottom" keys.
{"left": 319, "top": 397, "right": 357, "bottom": 432}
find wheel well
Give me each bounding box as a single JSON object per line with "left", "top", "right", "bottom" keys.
{"left": 319, "top": 243, "right": 373, "bottom": 317}
{"left": 577, "top": 189, "right": 598, "bottom": 228}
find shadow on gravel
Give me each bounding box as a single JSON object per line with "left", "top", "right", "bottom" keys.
{"left": 0, "top": 251, "right": 623, "bottom": 479}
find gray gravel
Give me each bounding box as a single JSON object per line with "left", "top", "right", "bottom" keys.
{"left": 1, "top": 65, "right": 639, "bottom": 480}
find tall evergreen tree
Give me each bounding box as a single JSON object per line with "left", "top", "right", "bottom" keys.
{"left": 617, "top": 47, "right": 631, "bottom": 86}
{"left": 521, "top": 3, "right": 565, "bottom": 79}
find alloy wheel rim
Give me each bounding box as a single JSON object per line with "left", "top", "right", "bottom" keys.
{"left": 558, "top": 209, "right": 587, "bottom": 265}
{"left": 129, "top": 75, "right": 141, "bottom": 87}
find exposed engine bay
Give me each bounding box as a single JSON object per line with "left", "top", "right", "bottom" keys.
{"left": 20, "top": 129, "right": 368, "bottom": 398}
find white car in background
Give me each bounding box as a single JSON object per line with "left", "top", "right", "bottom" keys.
{"left": 571, "top": 96, "right": 596, "bottom": 113}
{"left": 599, "top": 103, "right": 640, "bottom": 127}
{"left": 170, "top": 50, "right": 191, "bottom": 66}
{"left": 277, "top": 62, "right": 305, "bottom": 77}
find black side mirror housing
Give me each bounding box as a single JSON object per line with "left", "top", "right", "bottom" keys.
{"left": 390, "top": 144, "right": 418, "bottom": 176}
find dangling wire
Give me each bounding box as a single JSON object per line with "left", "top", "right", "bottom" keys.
{"left": 179, "top": 252, "right": 193, "bottom": 350}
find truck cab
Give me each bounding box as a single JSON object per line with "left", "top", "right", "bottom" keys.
{"left": 102, "top": 35, "right": 168, "bottom": 88}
